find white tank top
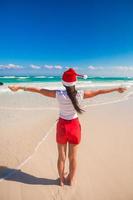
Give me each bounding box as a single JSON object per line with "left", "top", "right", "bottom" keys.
{"left": 56, "top": 90, "right": 84, "bottom": 120}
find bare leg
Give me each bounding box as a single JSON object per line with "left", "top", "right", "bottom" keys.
{"left": 67, "top": 143, "right": 78, "bottom": 186}
{"left": 57, "top": 143, "right": 67, "bottom": 186}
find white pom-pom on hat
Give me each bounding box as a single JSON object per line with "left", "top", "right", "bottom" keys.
{"left": 76, "top": 74, "right": 88, "bottom": 79}
{"left": 83, "top": 75, "right": 88, "bottom": 79}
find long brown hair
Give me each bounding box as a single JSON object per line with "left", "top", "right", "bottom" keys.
{"left": 64, "top": 85, "right": 84, "bottom": 114}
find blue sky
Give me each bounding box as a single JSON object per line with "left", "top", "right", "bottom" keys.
{"left": 0, "top": 0, "right": 133, "bottom": 76}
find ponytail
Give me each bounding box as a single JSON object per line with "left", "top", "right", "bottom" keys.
{"left": 64, "top": 85, "right": 84, "bottom": 114}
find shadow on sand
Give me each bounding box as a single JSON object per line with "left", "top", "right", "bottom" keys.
{"left": 0, "top": 166, "right": 59, "bottom": 185}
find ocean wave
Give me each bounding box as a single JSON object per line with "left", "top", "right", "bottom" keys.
{"left": 17, "top": 77, "right": 30, "bottom": 79}
{"left": 0, "top": 76, "right": 16, "bottom": 78}
{"left": 48, "top": 76, "right": 54, "bottom": 78}
{"left": 34, "top": 76, "right": 46, "bottom": 78}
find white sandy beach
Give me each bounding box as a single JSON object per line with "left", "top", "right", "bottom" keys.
{"left": 0, "top": 89, "right": 133, "bottom": 200}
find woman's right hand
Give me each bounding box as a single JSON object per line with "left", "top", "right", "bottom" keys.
{"left": 8, "top": 85, "right": 21, "bottom": 92}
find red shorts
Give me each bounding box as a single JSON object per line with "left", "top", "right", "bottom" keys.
{"left": 56, "top": 117, "right": 81, "bottom": 144}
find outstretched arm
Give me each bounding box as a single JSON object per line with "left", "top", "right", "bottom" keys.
{"left": 84, "top": 87, "right": 127, "bottom": 99}
{"left": 8, "top": 85, "right": 56, "bottom": 98}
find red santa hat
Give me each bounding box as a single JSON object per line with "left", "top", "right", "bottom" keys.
{"left": 62, "top": 68, "right": 88, "bottom": 86}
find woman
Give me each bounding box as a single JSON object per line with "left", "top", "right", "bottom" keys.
{"left": 8, "top": 68, "right": 126, "bottom": 186}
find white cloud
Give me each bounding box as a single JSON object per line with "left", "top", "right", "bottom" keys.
{"left": 0, "top": 64, "right": 23, "bottom": 69}
{"left": 64, "top": 66, "right": 78, "bottom": 69}
{"left": 98, "top": 66, "right": 104, "bottom": 70}
{"left": 30, "top": 64, "right": 41, "bottom": 69}
{"left": 116, "top": 66, "right": 127, "bottom": 70}
{"left": 43, "top": 65, "right": 63, "bottom": 69}
{"left": 54, "top": 65, "right": 63, "bottom": 69}
{"left": 65, "top": 66, "right": 69, "bottom": 69}
{"left": 73, "top": 66, "right": 79, "bottom": 70}
{"left": 87, "top": 65, "right": 133, "bottom": 71}
{"left": 44, "top": 65, "right": 54, "bottom": 69}
{"left": 115, "top": 66, "right": 133, "bottom": 71}
{"left": 129, "top": 67, "right": 133, "bottom": 70}
{"left": 88, "top": 65, "right": 96, "bottom": 70}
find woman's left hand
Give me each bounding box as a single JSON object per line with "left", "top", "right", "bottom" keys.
{"left": 117, "top": 87, "right": 127, "bottom": 93}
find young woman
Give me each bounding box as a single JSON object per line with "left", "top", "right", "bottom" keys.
{"left": 8, "top": 68, "right": 126, "bottom": 186}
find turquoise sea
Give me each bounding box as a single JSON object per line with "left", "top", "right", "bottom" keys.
{"left": 0, "top": 75, "right": 133, "bottom": 84}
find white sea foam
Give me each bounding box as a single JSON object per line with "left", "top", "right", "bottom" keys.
{"left": 34, "top": 76, "right": 46, "bottom": 78}
{"left": 0, "top": 76, "right": 16, "bottom": 78}
{"left": 48, "top": 76, "right": 54, "bottom": 78}
{"left": 17, "top": 77, "right": 30, "bottom": 79}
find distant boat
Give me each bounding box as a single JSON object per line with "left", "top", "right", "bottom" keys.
{"left": 0, "top": 82, "right": 3, "bottom": 85}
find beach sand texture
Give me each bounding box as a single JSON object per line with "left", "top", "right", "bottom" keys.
{"left": 0, "top": 90, "right": 133, "bottom": 200}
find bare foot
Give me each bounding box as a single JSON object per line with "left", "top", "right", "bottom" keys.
{"left": 59, "top": 179, "right": 64, "bottom": 186}
{"left": 58, "top": 172, "right": 69, "bottom": 186}
{"left": 58, "top": 176, "right": 66, "bottom": 186}
{"left": 65, "top": 174, "right": 73, "bottom": 186}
